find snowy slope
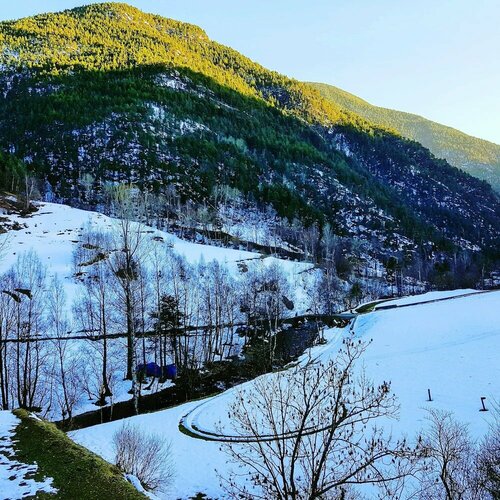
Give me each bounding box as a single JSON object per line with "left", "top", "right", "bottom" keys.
{"left": 0, "top": 201, "right": 314, "bottom": 312}
{"left": 71, "top": 290, "right": 500, "bottom": 499}
{"left": 352, "top": 290, "right": 499, "bottom": 439}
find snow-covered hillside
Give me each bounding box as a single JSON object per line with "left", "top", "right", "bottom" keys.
{"left": 0, "top": 201, "right": 318, "bottom": 419}
{"left": 331, "top": 290, "right": 499, "bottom": 438}
{"left": 71, "top": 290, "right": 500, "bottom": 499}
{"left": 0, "top": 201, "right": 314, "bottom": 309}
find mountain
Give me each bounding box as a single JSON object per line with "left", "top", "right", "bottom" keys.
{"left": 0, "top": 2, "right": 499, "bottom": 265}
{"left": 309, "top": 82, "right": 500, "bottom": 193}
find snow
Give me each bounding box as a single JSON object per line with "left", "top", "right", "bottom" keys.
{"left": 374, "top": 288, "right": 481, "bottom": 308}
{"left": 71, "top": 400, "right": 224, "bottom": 498}
{"left": 0, "top": 201, "right": 313, "bottom": 314}
{"left": 178, "top": 119, "right": 208, "bottom": 134}
{"left": 0, "top": 202, "right": 254, "bottom": 274}
{"left": 70, "top": 289, "right": 500, "bottom": 498}
{"left": 0, "top": 411, "right": 57, "bottom": 499}
{"left": 73, "top": 377, "right": 175, "bottom": 418}
{"left": 154, "top": 73, "right": 187, "bottom": 91}
{"left": 125, "top": 474, "right": 158, "bottom": 499}
{"left": 352, "top": 289, "right": 500, "bottom": 439}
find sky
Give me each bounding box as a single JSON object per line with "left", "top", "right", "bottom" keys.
{"left": 1, "top": 1, "right": 499, "bottom": 144}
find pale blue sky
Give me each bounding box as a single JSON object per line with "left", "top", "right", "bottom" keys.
{"left": 2, "top": 1, "right": 499, "bottom": 143}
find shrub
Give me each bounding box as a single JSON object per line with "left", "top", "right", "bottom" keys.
{"left": 113, "top": 422, "right": 174, "bottom": 493}
{"left": 476, "top": 409, "right": 500, "bottom": 497}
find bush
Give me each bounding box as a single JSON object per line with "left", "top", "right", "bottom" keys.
{"left": 113, "top": 422, "right": 174, "bottom": 493}
{"left": 418, "top": 409, "right": 477, "bottom": 498}
{"left": 476, "top": 409, "right": 500, "bottom": 496}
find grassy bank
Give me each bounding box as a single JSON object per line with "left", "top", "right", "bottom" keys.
{"left": 12, "top": 409, "right": 145, "bottom": 499}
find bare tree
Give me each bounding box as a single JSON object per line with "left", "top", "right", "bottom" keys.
{"left": 320, "top": 223, "right": 339, "bottom": 264}
{"left": 48, "top": 275, "right": 81, "bottom": 422}
{"left": 74, "top": 186, "right": 147, "bottom": 413}
{"left": 0, "top": 231, "right": 9, "bottom": 263}
{"left": 308, "top": 262, "right": 344, "bottom": 316}
{"left": 79, "top": 173, "right": 95, "bottom": 204}
{"left": 109, "top": 184, "right": 144, "bottom": 380}
{"left": 73, "top": 225, "right": 115, "bottom": 404}
{"left": 301, "top": 223, "right": 320, "bottom": 261}
{"left": 107, "top": 184, "right": 147, "bottom": 414}
{"left": 136, "top": 264, "right": 152, "bottom": 369}
{"left": 22, "top": 174, "right": 39, "bottom": 212}
{"left": 417, "top": 409, "right": 478, "bottom": 500}
{"left": 1, "top": 253, "right": 52, "bottom": 411}
{"left": 148, "top": 243, "right": 171, "bottom": 368}
{"left": 240, "top": 261, "right": 293, "bottom": 361}
{"left": 162, "top": 251, "right": 202, "bottom": 373}
{"left": 199, "top": 260, "right": 239, "bottom": 363}
{"left": 10, "top": 251, "right": 50, "bottom": 410}
{"left": 0, "top": 269, "right": 16, "bottom": 409}
{"left": 222, "top": 337, "right": 417, "bottom": 499}
{"left": 113, "top": 422, "right": 174, "bottom": 493}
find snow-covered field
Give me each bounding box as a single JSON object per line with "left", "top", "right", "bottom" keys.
{"left": 338, "top": 290, "right": 499, "bottom": 439}
{"left": 71, "top": 289, "right": 500, "bottom": 498}
{"left": 0, "top": 412, "right": 57, "bottom": 498}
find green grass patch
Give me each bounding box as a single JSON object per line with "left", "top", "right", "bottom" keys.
{"left": 12, "top": 409, "right": 146, "bottom": 499}
{"left": 355, "top": 299, "right": 391, "bottom": 314}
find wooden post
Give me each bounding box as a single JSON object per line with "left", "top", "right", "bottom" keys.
{"left": 427, "top": 389, "right": 432, "bottom": 402}
{"left": 480, "top": 397, "right": 488, "bottom": 412}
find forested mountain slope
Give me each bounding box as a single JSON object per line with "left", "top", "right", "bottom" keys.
{"left": 310, "top": 82, "right": 500, "bottom": 193}
{"left": 0, "top": 2, "right": 499, "bottom": 260}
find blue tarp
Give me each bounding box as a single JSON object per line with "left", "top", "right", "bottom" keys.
{"left": 136, "top": 362, "right": 177, "bottom": 379}
{"left": 163, "top": 363, "right": 177, "bottom": 379}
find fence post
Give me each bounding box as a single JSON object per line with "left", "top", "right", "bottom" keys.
{"left": 480, "top": 397, "right": 488, "bottom": 412}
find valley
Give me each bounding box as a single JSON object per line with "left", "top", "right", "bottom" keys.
{"left": 0, "top": 2, "right": 498, "bottom": 499}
